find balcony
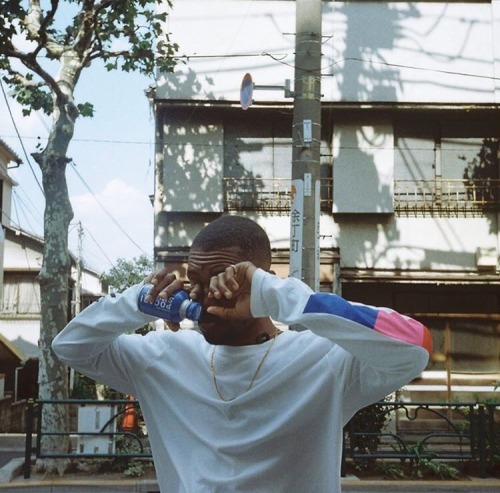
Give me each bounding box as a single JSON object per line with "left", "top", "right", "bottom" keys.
{"left": 224, "top": 177, "right": 333, "bottom": 213}
{"left": 224, "top": 177, "right": 499, "bottom": 215}
{"left": 394, "top": 179, "right": 500, "bottom": 216}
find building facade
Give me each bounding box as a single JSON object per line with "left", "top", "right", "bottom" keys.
{"left": 0, "top": 140, "right": 105, "bottom": 402}
{"left": 151, "top": 1, "right": 500, "bottom": 399}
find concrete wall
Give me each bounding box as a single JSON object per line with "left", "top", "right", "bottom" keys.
{"left": 158, "top": 1, "right": 500, "bottom": 104}
{"left": 155, "top": 1, "right": 499, "bottom": 276}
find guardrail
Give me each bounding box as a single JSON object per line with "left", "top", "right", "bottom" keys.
{"left": 24, "top": 399, "right": 499, "bottom": 479}
{"left": 24, "top": 398, "right": 152, "bottom": 479}
{"left": 223, "top": 177, "right": 333, "bottom": 212}
{"left": 222, "top": 177, "right": 499, "bottom": 215}
{"left": 342, "top": 400, "right": 499, "bottom": 478}
{"left": 394, "top": 178, "right": 500, "bottom": 214}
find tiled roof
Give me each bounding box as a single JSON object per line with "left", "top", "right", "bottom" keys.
{"left": 0, "top": 138, "right": 22, "bottom": 164}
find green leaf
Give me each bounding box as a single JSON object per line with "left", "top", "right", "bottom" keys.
{"left": 100, "top": 255, "right": 154, "bottom": 293}
{"left": 76, "top": 102, "right": 94, "bottom": 118}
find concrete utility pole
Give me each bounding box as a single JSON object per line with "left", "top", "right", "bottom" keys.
{"left": 289, "top": 0, "right": 322, "bottom": 291}
{"left": 70, "top": 221, "right": 83, "bottom": 393}
{"left": 74, "top": 221, "right": 83, "bottom": 317}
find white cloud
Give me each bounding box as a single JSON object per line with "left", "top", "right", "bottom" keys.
{"left": 70, "top": 178, "right": 154, "bottom": 272}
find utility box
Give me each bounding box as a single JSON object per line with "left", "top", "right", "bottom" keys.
{"left": 77, "top": 404, "right": 116, "bottom": 454}
{"left": 475, "top": 247, "right": 498, "bottom": 271}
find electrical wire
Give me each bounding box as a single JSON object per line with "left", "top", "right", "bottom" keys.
{"left": 79, "top": 223, "right": 116, "bottom": 269}
{"left": 326, "top": 57, "right": 500, "bottom": 81}
{"left": 1, "top": 78, "right": 150, "bottom": 270}
{"left": 68, "top": 161, "right": 149, "bottom": 256}
{"left": 0, "top": 134, "right": 153, "bottom": 145}
{"left": 11, "top": 190, "right": 40, "bottom": 234}
{"left": 0, "top": 79, "right": 45, "bottom": 194}
{"left": 11, "top": 188, "right": 44, "bottom": 230}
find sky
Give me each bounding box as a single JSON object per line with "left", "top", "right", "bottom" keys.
{"left": 0, "top": 60, "right": 157, "bottom": 274}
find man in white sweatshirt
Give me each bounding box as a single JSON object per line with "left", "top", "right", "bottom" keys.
{"left": 53, "top": 215, "right": 432, "bottom": 493}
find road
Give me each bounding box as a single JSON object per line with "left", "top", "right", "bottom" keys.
{"left": 0, "top": 450, "right": 23, "bottom": 469}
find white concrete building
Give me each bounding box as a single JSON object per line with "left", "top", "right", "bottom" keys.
{"left": 151, "top": 1, "right": 500, "bottom": 398}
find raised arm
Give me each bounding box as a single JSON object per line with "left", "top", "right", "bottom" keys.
{"left": 208, "top": 263, "right": 431, "bottom": 357}
{"left": 52, "top": 283, "right": 164, "bottom": 395}
{"left": 208, "top": 263, "right": 432, "bottom": 414}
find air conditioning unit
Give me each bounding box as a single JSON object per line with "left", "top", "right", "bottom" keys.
{"left": 77, "top": 404, "right": 116, "bottom": 454}
{"left": 475, "top": 247, "right": 498, "bottom": 271}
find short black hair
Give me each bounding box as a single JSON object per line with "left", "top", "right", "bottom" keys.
{"left": 191, "top": 215, "right": 271, "bottom": 268}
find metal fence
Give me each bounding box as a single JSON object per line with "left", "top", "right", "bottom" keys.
{"left": 24, "top": 399, "right": 499, "bottom": 479}
{"left": 222, "top": 177, "right": 500, "bottom": 215}
{"left": 24, "top": 398, "right": 152, "bottom": 479}
{"left": 223, "top": 177, "right": 333, "bottom": 212}
{"left": 343, "top": 400, "right": 499, "bottom": 478}
{"left": 394, "top": 178, "right": 500, "bottom": 214}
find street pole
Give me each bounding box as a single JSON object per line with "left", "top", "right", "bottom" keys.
{"left": 290, "top": 0, "right": 322, "bottom": 291}
{"left": 74, "top": 221, "right": 83, "bottom": 317}
{"left": 70, "top": 221, "right": 83, "bottom": 393}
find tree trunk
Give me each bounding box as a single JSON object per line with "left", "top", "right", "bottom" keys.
{"left": 34, "top": 99, "right": 75, "bottom": 475}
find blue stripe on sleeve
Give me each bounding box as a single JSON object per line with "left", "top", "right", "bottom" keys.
{"left": 303, "top": 293, "right": 378, "bottom": 329}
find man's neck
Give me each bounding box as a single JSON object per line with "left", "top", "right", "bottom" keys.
{"left": 223, "top": 318, "right": 280, "bottom": 346}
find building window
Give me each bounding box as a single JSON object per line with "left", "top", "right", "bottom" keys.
{"left": 2, "top": 278, "right": 41, "bottom": 315}
{"left": 394, "top": 119, "right": 500, "bottom": 215}
{"left": 223, "top": 110, "right": 333, "bottom": 212}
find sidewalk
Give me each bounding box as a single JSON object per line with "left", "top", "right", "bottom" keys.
{"left": 1, "top": 457, "right": 499, "bottom": 493}
{"left": 2, "top": 477, "right": 500, "bottom": 493}
{"left": 1, "top": 437, "right": 499, "bottom": 493}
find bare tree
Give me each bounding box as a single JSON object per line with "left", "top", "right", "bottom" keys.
{"left": 0, "top": 0, "right": 177, "bottom": 474}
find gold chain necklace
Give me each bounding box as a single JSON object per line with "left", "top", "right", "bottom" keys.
{"left": 210, "top": 332, "right": 280, "bottom": 402}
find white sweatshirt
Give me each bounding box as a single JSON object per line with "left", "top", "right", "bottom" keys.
{"left": 53, "top": 269, "right": 431, "bottom": 493}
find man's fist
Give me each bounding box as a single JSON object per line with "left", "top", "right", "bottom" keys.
{"left": 206, "top": 262, "right": 258, "bottom": 320}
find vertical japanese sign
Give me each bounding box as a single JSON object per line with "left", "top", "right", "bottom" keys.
{"left": 289, "top": 179, "right": 304, "bottom": 279}
{"left": 313, "top": 178, "right": 320, "bottom": 292}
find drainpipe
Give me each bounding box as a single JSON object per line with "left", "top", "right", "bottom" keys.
{"left": 14, "top": 365, "right": 23, "bottom": 402}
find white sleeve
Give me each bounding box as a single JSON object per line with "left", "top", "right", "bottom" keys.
{"left": 52, "top": 283, "right": 159, "bottom": 394}
{"left": 250, "top": 269, "right": 432, "bottom": 417}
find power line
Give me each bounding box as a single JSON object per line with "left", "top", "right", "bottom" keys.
{"left": 68, "top": 161, "right": 149, "bottom": 256}
{"left": 328, "top": 57, "right": 500, "bottom": 82}
{"left": 0, "top": 79, "right": 45, "bottom": 194}
{"left": 78, "top": 223, "right": 116, "bottom": 270}
{"left": 0, "top": 82, "right": 146, "bottom": 269}
{"left": 0, "top": 134, "right": 153, "bottom": 145}
{"left": 11, "top": 189, "right": 43, "bottom": 234}
{"left": 69, "top": 220, "right": 116, "bottom": 272}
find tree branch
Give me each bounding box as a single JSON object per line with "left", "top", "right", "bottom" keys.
{"left": 37, "top": 0, "right": 60, "bottom": 46}
{"left": 26, "top": 0, "right": 64, "bottom": 59}
{"left": 25, "top": 0, "right": 43, "bottom": 41}
{"left": 70, "top": 0, "right": 102, "bottom": 66}
{"left": 5, "top": 68, "right": 47, "bottom": 90}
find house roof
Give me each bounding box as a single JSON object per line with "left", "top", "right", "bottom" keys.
{"left": 0, "top": 332, "right": 26, "bottom": 363}
{"left": 4, "top": 224, "right": 44, "bottom": 245}
{"left": 0, "top": 139, "right": 22, "bottom": 165}
{"left": 3, "top": 224, "right": 104, "bottom": 277}
{"left": 10, "top": 337, "right": 38, "bottom": 359}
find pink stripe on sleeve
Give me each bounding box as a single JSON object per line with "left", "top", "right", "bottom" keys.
{"left": 374, "top": 310, "right": 431, "bottom": 353}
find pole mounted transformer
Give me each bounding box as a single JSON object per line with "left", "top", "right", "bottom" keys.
{"left": 290, "top": 0, "right": 322, "bottom": 292}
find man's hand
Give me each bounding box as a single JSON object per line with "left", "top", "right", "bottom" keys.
{"left": 206, "top": 261, "right": 258, "bottom": 320}
{"left": 143, "top": 267, "right": 185, "bottom": 331}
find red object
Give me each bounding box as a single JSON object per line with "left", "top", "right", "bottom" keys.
{"left": 121, "top": 395, "right": 137, "bottom": 432}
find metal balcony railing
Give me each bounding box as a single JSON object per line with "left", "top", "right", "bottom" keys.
{"left": 223, "top": 177, "right": 499, "bottom": 215}
{"left": 223, "top": 177, "right": 333, "bottom": 212}
{"left": 394, "top": 179, "right": 500, "bottom": 215}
